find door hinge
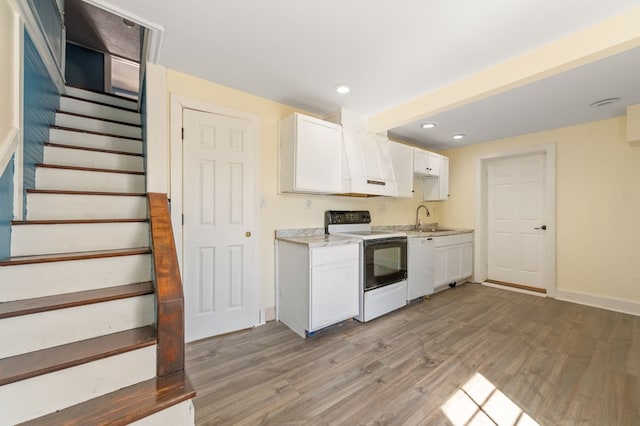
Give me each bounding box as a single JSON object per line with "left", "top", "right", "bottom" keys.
{"left": 182, "top": 214, "right": 184, "bottom": 225}
{"left": 181, "top": 128, "right": 184, "bottom": 140}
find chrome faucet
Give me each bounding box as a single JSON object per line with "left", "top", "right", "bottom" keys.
{"left": 415, "top": 205, "right": 431, "bottom": 230}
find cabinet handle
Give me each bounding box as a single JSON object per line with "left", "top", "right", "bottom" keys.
{"left": 534, "top": 225, "right": 547, "bottom": 230}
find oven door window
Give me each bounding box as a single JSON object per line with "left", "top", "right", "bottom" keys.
{"left": 364, "top": 238, "right": 407, "bottom": 291}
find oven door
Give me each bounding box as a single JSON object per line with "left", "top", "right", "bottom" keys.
{"left": 363, "top": 237, "right": 408, "bottom": 291}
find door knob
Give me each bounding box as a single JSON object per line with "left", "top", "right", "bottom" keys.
{"left": 534, "top": 225, "right": 547, "bottom": 230}
{"left": 245, "top": 231, "right": 252, "bottom": 237}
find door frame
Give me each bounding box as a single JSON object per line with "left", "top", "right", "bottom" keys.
{"left": 169, "top": 94, "right": 261, "bottom": 281}
{"left": 474, "top": 143, "right": 556, "bottom": 297}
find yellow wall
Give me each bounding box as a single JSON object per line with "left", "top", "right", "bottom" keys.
{"left": 0, "top": 0, "right": 17, "bottom": 162}
{"left": 152, "top": 67, "right": 441, "bottom": 309}
{"left": 440, "top": 116, "right": 640, "bottom": 303}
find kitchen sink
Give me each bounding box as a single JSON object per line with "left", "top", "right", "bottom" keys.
{"left": 416, "top": 226, "right": 456, "bottom": 233}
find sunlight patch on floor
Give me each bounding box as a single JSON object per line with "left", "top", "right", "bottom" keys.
{"left": 441, "top": 372, "right": 539, "bottom": 426}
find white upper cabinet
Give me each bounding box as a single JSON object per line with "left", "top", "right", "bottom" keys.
{"left": 279, "top": 113, "right": 342, "bottom": 194}
{"left": 414, "top": 148, "right": 441, "bottom": 177}
{"left": 389, "top": 141, "right": 414, "bottom": 198}
{"left": 423, "top": 155, "right": 449, "bottom": 201}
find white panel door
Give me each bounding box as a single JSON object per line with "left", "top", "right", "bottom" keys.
{"left": 182, "top": 108, "right": 259, "bottom": 341}
{"left": 488, "top": 154, "right": 545, "bottom": 288}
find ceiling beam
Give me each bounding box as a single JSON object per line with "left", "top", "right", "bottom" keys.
{"left": 368, "top": 7, "right": 640, "bottom": 134}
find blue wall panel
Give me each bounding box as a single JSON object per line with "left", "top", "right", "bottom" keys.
{"left": 0, "top": 155, "right": 14, "bottom": 259}
{"left": 23, "top": 30, "right": 60, "bottom": 200}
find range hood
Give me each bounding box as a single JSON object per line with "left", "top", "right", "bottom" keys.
{"left": 325, "top": 109, "right": 398, "bottom": 197}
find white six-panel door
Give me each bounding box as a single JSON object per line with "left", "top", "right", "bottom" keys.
{"left": 182, "top": 108, "right": 259, "bottom": 342}
{"left": 487, "top": 154, "right": 546, "bottom": 289}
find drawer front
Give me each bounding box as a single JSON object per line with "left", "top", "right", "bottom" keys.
{"left": 311, "top": 243, "right": 359, "bottom": 267}
{"left": 434, "top": 234, "right": 462, "bottom": 247}
{"left": 433, "top": 233, "right": 473, "bottom": 247}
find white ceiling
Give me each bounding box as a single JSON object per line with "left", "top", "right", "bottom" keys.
{"left": 93, "top": 0, "right": 640, "bottom": 149}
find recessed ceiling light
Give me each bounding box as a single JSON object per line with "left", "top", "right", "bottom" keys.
{"left": 421, "top": 122, "right": 438, "bottom": 129}
{"left": 334, "top": 84, "right": 351, "bottom": 95}
{"left": 452, "top": 134, "right": 466, "bottom": 140}
{"left": 590, "top": 98, "right": 620, "bottom": 108}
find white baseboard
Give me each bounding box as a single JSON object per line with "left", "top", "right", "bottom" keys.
{"left": 555, "top": 289, "right": 640, "bottom": 317}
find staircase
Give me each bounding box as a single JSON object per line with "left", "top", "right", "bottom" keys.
{"left": 0, "top": 87, "right": 195, "bottom": 425}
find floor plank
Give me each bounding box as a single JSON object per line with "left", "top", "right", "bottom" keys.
{"left": 185, "top": 283, "right": 640, "bottom": 425}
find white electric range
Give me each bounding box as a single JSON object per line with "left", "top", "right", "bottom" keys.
{"left": 325, "top": 211, "right": 408, "bottom": 322}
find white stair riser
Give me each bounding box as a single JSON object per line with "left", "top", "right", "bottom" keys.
{"left": 11, "top": 222, "right": 149, "bottom": 256}
{"left": 0, "top": 346, "right": 156, "bottom": 425}
{"left": 0, "top": 294, "right": 154, "bottom": 358}
{"left": 49, "top": 128, "right": 142, "bottom": 154}
{"left": 26, "top": 193, "right": 147, "bottom": 220}
{"left": 0, "top": 254, "right": 151, "bottom": 302}
{"left": 61, "top": 97, "right": 141, "bottom": 125}
{"left": 36, "top": 167, "right": 145, "bottom": 193}
{"left": 55, "top": 113, "right": 142, "bottom": 139}
{"left": 65, "top": 86, "right": 138, "bottom": 111}
{"left": 132, "top": 400, "right": 195, "bottom": 426}
{"left": 43, "top": 145, "right": 144, "bottom": 172}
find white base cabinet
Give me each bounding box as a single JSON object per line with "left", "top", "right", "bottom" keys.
{"left": 407, "top": 236, "right": 434, "bottom": 300}
{"left": 433, "top": 233, "right": 473, "bottom": 290}
{"left": 277, "top": 241, "right": 359, "bottom": 338}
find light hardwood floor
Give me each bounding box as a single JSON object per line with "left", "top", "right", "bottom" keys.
{"left": 185, "top": 283, "right": 640, "bottom": 425}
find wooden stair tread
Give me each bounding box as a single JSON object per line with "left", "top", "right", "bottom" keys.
{"left": 0, "top": 326, "right": 156, "bottom": 386}
{"left": 36, "top": 163, "right": 145, "bottom": 175}
{"left": 56, "top": 110, "right": 142, "bottom": 128}
{"left": 44, "top": 142, "right": 144, "bottom": 157}
{"left": 21, "top": 369, "right": 195, "bottom": 426}
{"left": 26, "top": 189, "right": 146, "bottom": 197}
{"left": 0, "top": 247, "right": 151, "bottom": 266}
{"left": 50, "top": 125, "right": 142, "bottom": 141}
{"left": 61, "top": 94, "right": 139, "bottom": 112}
{"left": 0, "top": 282, "right": 154, "bottom": 319}
{"left": 11, "top": 218, "right": 148, "bottom": 225}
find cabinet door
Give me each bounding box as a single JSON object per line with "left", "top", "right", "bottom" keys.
{"left": 293, "top": 114, "right": 342, "bottom": 193}
{"left": 446, "top": 245, "right": 462, "bottom": 283}
{"left": 413, "top": 148, "right": 429, "bottom": 175}
{"left": 389, "top": 141, "right": 414, "bottom": 198}
{"left": 433, "top": 247, "right": 447, "bottom": 287}
{"left": 423, "top": 155, "right": 449, "bottom": 201}
{"left": 439, "top": 156, "right": 449, "bottom": 200}
{"left": 310, "top": 260, "right": 359, "bottom": 331}
{"left": 427, "top": 152, "right": 441, "bottom": 176}
{"left": 461, "top": 243, "right": 473, "bottom": 279}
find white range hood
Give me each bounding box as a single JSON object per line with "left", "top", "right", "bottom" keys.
{"left": 325, "top": 109, "right": 398, "bottom": 197}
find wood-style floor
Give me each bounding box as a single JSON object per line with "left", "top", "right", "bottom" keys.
{"left": 185, "top": 283, "right": 640, "bottom": 425}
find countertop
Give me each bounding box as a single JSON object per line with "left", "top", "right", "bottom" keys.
{"left": 275, "top": 228, "right": 361, "bottom": 248}
{"left": 275, "top": 224, "right": 473, "bottom": 247}
{"left": 377, "top": 225, "right": 473, "bottom": 238}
